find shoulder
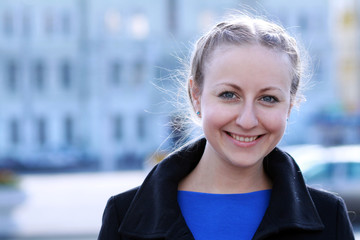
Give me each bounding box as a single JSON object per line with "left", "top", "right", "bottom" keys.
{"left": 98, "top": 187, "right": 140, "bottom": 239}
{"left": 107, "top": 187, "right": 140, "bottom": 219}
{"left": 112, "top": 187, "right": 139, "bottom": 203}
{"left": 308, "top": 187, "right": 340, "bottom": 203}
{"left": 307, "top": 186, "right": 348, "bottom": 214}
{"left": 307, "top": 186, "right": 347, "bottom": 218}
{"left": 307, "top": 187, "right": 355, "bottom": 238}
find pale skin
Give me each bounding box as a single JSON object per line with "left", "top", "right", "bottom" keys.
{"left": 179, "top": 44, "right": 293, "bottom": 194}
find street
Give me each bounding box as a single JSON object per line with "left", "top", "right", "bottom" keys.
{"left": 3, "top": 171, "right": 147, "bottom": 239}
{"left": 2, "top": 171, "right": 360, "bottom": 239}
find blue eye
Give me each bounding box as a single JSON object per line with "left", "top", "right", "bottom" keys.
{"left": 219, "top": 91, "right": 236, "bottom": 99}
{"left": 261, "top": 96, "right": 278, "bottom": 103}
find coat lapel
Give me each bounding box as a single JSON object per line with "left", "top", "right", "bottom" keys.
{"left": 253, "top": 148, "right": 324, "bottom": 239}
{"left": 118, "top": 139, "right": 206, "bottom": 239}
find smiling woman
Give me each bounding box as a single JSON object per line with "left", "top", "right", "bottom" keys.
{"left": 185, "top": 45, "right": 292, "bottom": 187}
{"left": 98, "top": 13, "right": 355, "bottom": 240}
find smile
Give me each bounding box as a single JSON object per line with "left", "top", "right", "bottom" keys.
{"left": 228, "top": 133, "right": 259, "bottom": 143}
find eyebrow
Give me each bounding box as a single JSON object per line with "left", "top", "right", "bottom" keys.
{"left": 216, "top": 83, "right": 286, "bottom": 94}
{"left": 216, "top": 82, "right": 242, "bottom": 91}
{"left": 260, "top": 86, "right": 285, "bottom": 94}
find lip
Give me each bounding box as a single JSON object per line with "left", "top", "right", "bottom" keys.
{"left": 225, "top": 131, "right": 264, "bottom": 147}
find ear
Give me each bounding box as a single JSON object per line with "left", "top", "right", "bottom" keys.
{"left": 189, "top": 78, "right": 201, "bottom": 111}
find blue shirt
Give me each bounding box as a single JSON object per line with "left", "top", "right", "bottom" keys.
{"left": 177, "top": 189, "right": 271, "bottom": 240}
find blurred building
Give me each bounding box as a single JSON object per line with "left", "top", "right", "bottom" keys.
{"left": 0, "top": 0, "right": 241, "bottom": 171}
{"left": 324, "top": 0, "right": 360, "bottom": 145}
{"left": 0, "top": 0, "right": 359, "bottom": 172}
{"left": 260, "top": 0, "right": 360, "bottom": 146}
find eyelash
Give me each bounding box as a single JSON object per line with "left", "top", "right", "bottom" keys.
{"left": 260, "top": 95, "right": 279, "bottom": 104}
{"left": 219, "top": 91, "right": 237, "bottom": 100}
{"left": 218, "top": 91, "right": 279, "bottom": 104}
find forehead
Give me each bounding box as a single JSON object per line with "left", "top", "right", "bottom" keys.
{"left": 203, "top": 44, "right": 292, "bottom": 89}
{"left": 207, "top": 43, "right": 291, "bottom": 68}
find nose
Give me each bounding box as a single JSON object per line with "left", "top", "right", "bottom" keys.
{"left": 235, "top": 102, "right": 259, "bottom": 129}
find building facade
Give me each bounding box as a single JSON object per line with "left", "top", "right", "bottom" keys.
{"left": 0, "top": 0, "right": 242, "bottom": 171}
{"left": 0, "top": 0, "right": 359, "bottom": 171}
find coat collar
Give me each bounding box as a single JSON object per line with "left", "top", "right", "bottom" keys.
{"left": 253, "top": 147, "right": 324, "bottom": 239}
{"left": 118, "top": 138, "right": 324, "bottom": 239}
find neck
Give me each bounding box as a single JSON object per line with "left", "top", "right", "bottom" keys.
{"left": 178, "top": 145, "right": 272, "bottom": 194}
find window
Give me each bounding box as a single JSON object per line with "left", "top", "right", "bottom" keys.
{"left": 130, "top": 13, "right": 149, "bottom": 39}
{"left": 62, "top": 11, "right": 71, "bottom": 35}
{"left": 60, "top": 60, "right": 72, "bottom": 89}
{"left": 37, "top": 117, "right": 47, "bottom": 146}
{"left": 342, "top": 10, "right": 356, "bottom": 29}
{"left": 137, "top": 115, "right": 146, "bottom": 140}
{"left": 133, "top": 61, "right": 144, "bottom": 84}
{"left": 109, "top": 61, "right": 122, "bottom": 85}
{"left": 34, "top": 61, "right": 45, "bottom": 91}
{"left": 104, "top": 9, "right": 121, "bottom": 34}
{"left": 113, "top": 115, "right": 123, "bottom": 141}
{"left": 298, "top": 13, "right": 308, "bottom": 32}
{"left": 64, "top": 116, "right": 73, "bottom": 145}
{"left": 3, "top": 10, "right": 13, "bottom": 36}
{"left": 167, "top": 0, "right": 177, "bottom": 34}
{"left": 9, "top": 118, "right": 20, "bottom": 145}
{"left": 44, "top": 11, "right": 54, "bottom": 35}
{"left": 22, "top": 10, "right": 31, "bottom": 37}
{"left": 6, "top": 60, "right": 18, "bottom": 92}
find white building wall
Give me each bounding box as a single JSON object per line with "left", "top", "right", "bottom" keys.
{"left": 0, "top": 0, "right": 86, "bottom": 165}
{"left": 0, "top": 0, "right": 347, "bottom": 170}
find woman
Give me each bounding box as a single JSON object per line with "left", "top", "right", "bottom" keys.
{"left": 98, "top": 14, "right": 355, "bottom": 240}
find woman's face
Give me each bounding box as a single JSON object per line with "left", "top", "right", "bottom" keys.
{"left": 192, "top": 44, "right": 293, "bottom": 170}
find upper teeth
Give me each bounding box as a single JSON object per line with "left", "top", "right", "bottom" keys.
{"left": 230, "top": 134, "right": 257, "bottom": 142}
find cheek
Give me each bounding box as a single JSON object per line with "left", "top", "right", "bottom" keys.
{"left": 201, "top": 106, "right": 223, "bottom": 127}
{"left": 201, "top": 101, "right": 235, "bottom": 128}
{"left": 259, "top": 109, "right": 288, "bottom": 134}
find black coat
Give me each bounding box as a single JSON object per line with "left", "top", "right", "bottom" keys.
{"left": 98, "top": 138, "right": 355, "bottom": 240}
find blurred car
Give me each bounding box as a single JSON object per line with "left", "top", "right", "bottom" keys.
{"left": 285, "top": 145, "right": 360, "bottom": 225}
{"left": 1, "top": 149, "right": 98, "bottom": 172}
